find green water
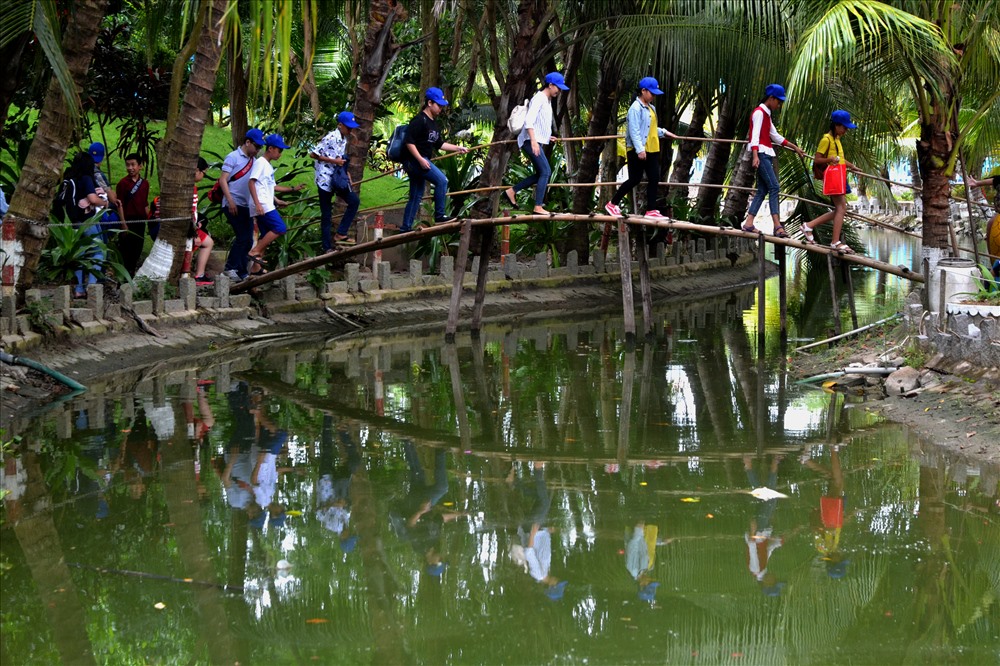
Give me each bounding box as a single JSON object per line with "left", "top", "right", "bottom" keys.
{"left": 2, "top": 287, "right": 998, "bottom": 665}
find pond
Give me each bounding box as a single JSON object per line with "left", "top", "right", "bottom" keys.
{"left": 2, "top": 235, "right": 998, "bottom": 665}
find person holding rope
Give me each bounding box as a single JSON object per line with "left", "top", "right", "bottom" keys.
{"left": 219, "top": 128, "right": 263, "bottom": 282}
{"left": 741, "top": 84, "right": 807, "bottom": 238}
{"left": 604, "top": 77, "right": 678, "bottom": 219}
{"left": 801, "top": 110, "right": 860, "bottom": 254}
{"left": 503, "top": 72, "right": 569, "bottom": 214}
{"left": 311, "top": 111, "right": 362, "bottom": 252}
{"left": 400, "top": 87, "right": 469, "bottom": 233}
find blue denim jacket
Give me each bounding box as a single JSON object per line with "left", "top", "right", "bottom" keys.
{"left": 625, "top": 97, "right": 667, "bottom": 153}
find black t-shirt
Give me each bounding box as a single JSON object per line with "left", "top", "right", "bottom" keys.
{"left": 993, "top": 176, "right": 999, "bottom": 207}
{"left": 404, "top": 111, "right": 444, "bottom": 159}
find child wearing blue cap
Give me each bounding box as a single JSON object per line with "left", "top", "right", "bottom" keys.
{"left": 310, "top": 111, "right": 362, "bottom": 251}
{"left": 503, "top": 72, "right": 569, "bottom": 214}
{"left": 741, "top": 84, "right": 806, "bottom": 239}
{"left": 802, "top": 110, "right": 859, "bottom": 254}
{"left": 604, "top": 77, "right": 679, "bottom": 219}
{"left": 246, "top": 134, "right": 306, "bottom": 274}
{"left": 400, "top": 87, "right": 469, "bottom": 232}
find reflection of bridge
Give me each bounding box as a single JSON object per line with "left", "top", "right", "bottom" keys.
{"left": 232, "top": 212, "right": 923, "bottom": 345}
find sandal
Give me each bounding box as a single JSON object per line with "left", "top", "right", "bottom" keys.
{"left": 741, "top": 223, "right": 760, "bottom": 233}
{"left": 830, "top": 240, "right": 855, "bottom": 255}
{"left": 334, "top": 235, "right": 356, "bottom": 246}
{"left": 503, "top": 188, "right": 517, "bottom": 207}
{"left": 772, "top": 225, "right": 790, "bottom": 239}
{"left": 802, "top": 224, "right": 816, "bottom": 244}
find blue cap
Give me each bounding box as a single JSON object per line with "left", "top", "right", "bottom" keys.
{"left": 638, "top": 77, "right": 663, "bottom": 95}
{"left": 545, "top": 580, "right": 568, "bottom": 600}
{"left": 831, "top": 109, "right": 856, "bottom": 129}
{"left": 827, "top": 559, "right": 850, "bottom": 579}
{"left": 638, "top": 581, "right": 660, "bottom": 602}
{"left": 96, "top": 498, "right": 110, "bottom": 519}
{"left": 88, "top": 142, "right": 105, "bottom": 163}
{"left": 337, "top": 111, "right": 360, "bottom": 128}
{"left": 268, "top": 430, "right": 288, "bottom": 454}
{"left": 425, "top": 87, "right": 449, "bottom": 106}
{"left": 764, "top": 84, "right": 787, "bottom": 101}
{"left": 762, "top": 582, "right": 786, "bottom": 597}
{"left": 545, "top": 72, "right": 570, "bottom": 91}
{"left": 265, "top": 133, "right": 291, "bottom": 149}
{"left": 425, "top": 562, "right": 446, "bottom": 577}
{"left": 245, "top": 128, "right": 265, "bottom": 145}
{"left": 269, "top": 510, "right": 287, "bottom": 528}
{"left": 340, "top": 535, "right": 358, "bottom": 553}
{"left": 249, "top": 512, "right": 267, "bottom": 529}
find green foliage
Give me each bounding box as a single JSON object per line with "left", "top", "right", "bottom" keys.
{"left": 954, "top": 264, "right": 1000, "bottom": 305}
{"left": 132, "top": 275, "right": 176, "bottom": 300}
{"left": 37, "top": 219, "right": 129, "bottom": 286}
{"left": 304, "top": 267, "right": 331, "bottom": 295}
{"left": 904, "top": 339, "right": 927, "bottom": 369}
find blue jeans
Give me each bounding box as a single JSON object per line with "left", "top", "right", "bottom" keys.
{"left": 402, "top": 160, "right": 448, "bottom": 231}
{"left": 75, "top": 224, "right": 104, "bottom": 292}
{"left": 318, "top": 186, "right": 361, "bottom": 251}
{"left": 748, "top": 153, "right": 780, "bottom": 216}
{"left": 513, "top": 145, "right": 552, "bottom": 206}
{"left": 223, "top": 205, "right": 252, "bottom": 277}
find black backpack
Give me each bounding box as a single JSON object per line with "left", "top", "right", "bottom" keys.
{"left": 53, "top": 178, "right": 80, "bottom": 224}
{"left": 387, "top": 125, "right": 408, "bottom": 163}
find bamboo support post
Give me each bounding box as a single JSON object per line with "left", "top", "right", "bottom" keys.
{"left": 757, "top": 238, "right": 766, "bottom": 354}
{"left": 442, "top": 343, "right": 471, "bottom": 448}
{"left": 959, "top": 155, "right": 983, "bottom": 267}
{"left": 617, "top": 220, "right": 636, "bottom": 341}
{"left": 827, "top": 255, "right": 842, "bottom": 339}
{"left": 842, "top": 261, "right": 859, "bottom": 330}
{"left": 445, "top": 218, "right": 474, "bottom": 341}
{"left": 617, "top": 350, "right": 636, "bottom": 466}
{"left": 470, "top": 227, "right": 493, "bottom": 335}
{"left": 777, "top": 245, "right": 787, "bottom": 342}
{"left": 635, "top": 226, "right": 654, "bottom": 337}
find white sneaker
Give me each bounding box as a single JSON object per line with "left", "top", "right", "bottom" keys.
{"left": 644, "top": 209, "right": 665, "bottom": 218}
{"left": 604, "top": 201, "right": 622, "bottom": 216}
{"left": 222, "top": 269, "right": 242, "bottom": 282}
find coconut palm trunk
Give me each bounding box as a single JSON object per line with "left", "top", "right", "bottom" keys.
{"left": 1, "top": 0, "right": 109, "bottom": 299}
{"left": 696, "top": 93, "right": 738, "bottom": 222}
{"left": 346, "top": 0, "right": 409, "bottom": 189}
{"left": 136, "top": 0, "right": 226, "bottom": 282}
{"left": 668, "top": 95, "right": 710, "bottom": 204}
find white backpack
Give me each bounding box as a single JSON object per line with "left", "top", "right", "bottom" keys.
{"left": 507, "top": 98, "right": 529, "bottom": 133}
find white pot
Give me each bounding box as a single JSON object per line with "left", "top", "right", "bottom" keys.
{"left": 945, "top": 301, "right": 1000, "bottom": 317}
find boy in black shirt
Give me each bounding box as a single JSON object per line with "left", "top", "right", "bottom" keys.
{"left": 401, "top": 87, "right": 469, "bottom": 232}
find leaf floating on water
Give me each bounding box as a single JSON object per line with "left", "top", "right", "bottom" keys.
{"left": 639, "top": 482, "right": 648, "bottom": 486}
{"left": 286, "top": 510, "right": 303, "bottom": 516}
{"left": 443, "top": 502, "right": 454, "bottom": 507}
{"left": 966, "top": 431, "right": 977, "bottom": 438}
{"left": 680, "top": 497, "right": 700, "bottom": 503}
{"left": 183, "top": 578, "right": 193, "bottom": 583}
{"left": 154, "top": 602, "right": 166, "bottom": 610}
{"left": 749, "top": 487, "right": 788, "bottom": 500}
{"left": 306, "top": 618, "right": 329, "bottom": 624}
{"left": 706, "top": 514, "right": 714, "bottom": 519}
{"left": 822, "top": 380, "right": 838, "bottom": 388}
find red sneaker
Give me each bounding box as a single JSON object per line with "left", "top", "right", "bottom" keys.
{"left": 644, "top": 210, "right": 665, "bottom": 218}
{"left": 604, "top": 201, "right": 622, "bottom": 216}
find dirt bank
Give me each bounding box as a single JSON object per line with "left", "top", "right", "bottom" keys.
{"left": 790, "top": 321, "right": 1000, "bottom": 465}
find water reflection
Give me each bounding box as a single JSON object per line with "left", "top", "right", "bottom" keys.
{"left": 2, "top": 294, "right": 998, "bottom": 663}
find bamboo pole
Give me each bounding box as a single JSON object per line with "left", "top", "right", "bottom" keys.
{"left": 635, "top": 227, "right": 653, "bottom": 337}
{"left": 843, "top": 261, "right": 859, "bottom": 330}
{"left": 618, "top": 220, "right": 636, "bottom": 340}
{"left": 826, "top": 255, "right": 842, "bottom": 338}
{"left": 757, "top": 238, "right": 766, "bottom": 354}
{"left": 470, "top": 228, "right": 493, "bottom": 334}
{"left": 445, "top": 218, "right": 473, "bottom": 341}
{"left": 777, "top": 245, "right": 787, "bottom": 341}
{"left": 793, "top": 314, "right": 901, "bottom": 352}
{"left": 959, "top": 154, "right": 983, "bottom": 267}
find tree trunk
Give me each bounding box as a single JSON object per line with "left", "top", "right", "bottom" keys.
{"left": 721, "top": 147, "right": 756, "bottom": 226}
{"left": 1, "top": 0, "right": 109, "bottom": 298}
{"left": 137, "top": 0, "right": 227, "bottom": 282}
{"left": 347, "top": 0, "right": 409, "bottom": 190}
{"left": 227, "top": 30, "right": 249, "bottom": 148}
{"left": 917, "top": 125, "right": 955, "bottom": 251}
{"left": 668, "top": 95, "right": 710, "bottom": 204}
{"left": 696, "top": 93, "right": 738, "bottom": 221}
{"left": 419, "top": 0, "right": 441, "bottom": 92}
{"left": 568, "top": 45, "right": 623, "bottom": 263}
{"left": 471, "top": 0, "right": 550, "bottom": 224}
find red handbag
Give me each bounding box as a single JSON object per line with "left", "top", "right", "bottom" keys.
{"left": 823, "top": 163, "right": 847, "bottom": 196}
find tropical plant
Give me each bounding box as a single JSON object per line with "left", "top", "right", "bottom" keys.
{"left": 36, "top": 218, "right": 129, "bottom": 285}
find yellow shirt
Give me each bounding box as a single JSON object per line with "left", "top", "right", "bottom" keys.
{"left": 646, "top": 105, "right": 660, "bottom": 154}
{"left": 817, "top": 133, "right": 845, "bottom": 162}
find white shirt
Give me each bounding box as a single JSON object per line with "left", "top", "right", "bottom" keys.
{"left": 518, "top": 90, "right": 554, "bottom": 148}
{"left": 248, "top": 158, "right": 277, "bottom": 214}
{"left": 748, "top": 105, "right": 787, "bottom": 157}
{"left": 312, "top": 129, "right": 348, "bottom": 191}
{"left": 522, "top": 528, "right": 552, "bottom": 582}
{"left": 254, "top": 451, "right": 278, "bottom": 509}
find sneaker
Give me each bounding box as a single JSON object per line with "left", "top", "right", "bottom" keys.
{"left": 222, "top": 269, "right": 242, "bottom": 282}
{"left": 194, "top": 275, "right": 213, "bottom": 286}
{"left": 604, "top": 201, "right": 622, "bottom": 217}
{"left": 644, "top": 209, "right": 665, "bottom": 218}
{"left": 434, "top": 215, "right": 456, "bottom": 224}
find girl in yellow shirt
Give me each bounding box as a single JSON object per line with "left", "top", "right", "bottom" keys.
{"left": 802, "top": 110, "right": 858, "bottom": 254}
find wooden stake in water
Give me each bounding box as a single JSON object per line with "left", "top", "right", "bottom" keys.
{"left": 827, "top": 255, "right": 842, "bottom": 339}
{"left": 618, "top": 220, "right": 636, "bottom": 341}
{"left": 446, "top": 218, "right": 473, "bottom": 341}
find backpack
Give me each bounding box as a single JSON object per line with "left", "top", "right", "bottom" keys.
{"left": 53, "top": 178, "right": 80, "bottom": 224}
{"left": 387, "top": 125, "right": 408, "bottom": 163}
{"left": 507, "top": 98, "right": 529, "bottom": 133}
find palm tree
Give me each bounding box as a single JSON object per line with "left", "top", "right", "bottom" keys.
{"left": 1, "top": 0, "right": 109, "bottom": 299}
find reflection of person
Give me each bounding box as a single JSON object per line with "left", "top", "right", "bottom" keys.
{"left": 503, "top": 72, "right": 569, "bottom": 215}
{"left": 802, "top": 110, "right": 859, "bottom": 254}
{"left": 743, "top": 455, "right": 785, "bottom": 596}
{"left": 509, "top": 463, "right": 567, "bottom": 600}
{"left": 316, "top": 416, "right": 361, "bottom": 552}
{"left": 804, "top": 445, "right": 850, "bottom": 579}
{"left": 218, "top": 381, "right": 258, "bottom": 510}
{"left": 400, "top": 87, "right": 469, "bottom": 233}
{"left": 390, "top": 441, "right": 464, "bottom": 576}
{"left": 740, "top": 84, "right": 806, "bottom": 238}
